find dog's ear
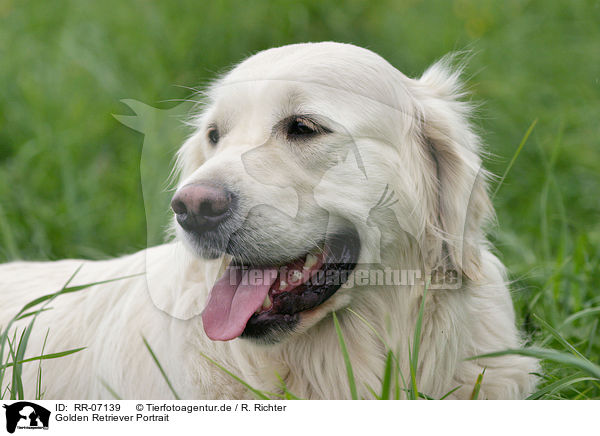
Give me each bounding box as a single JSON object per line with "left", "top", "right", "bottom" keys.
{"left": 415, "top": 57, "right": 493, "bottom": 281}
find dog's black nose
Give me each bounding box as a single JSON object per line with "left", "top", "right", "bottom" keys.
{"left": 171, "top": 183, "right": 235, "bottom": 233}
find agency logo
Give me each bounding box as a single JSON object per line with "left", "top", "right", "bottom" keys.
{"left": 2, "top": 402, "right": 50, "bottom": 433}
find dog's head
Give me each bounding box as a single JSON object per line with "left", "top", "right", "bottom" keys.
{"left": 171, "top": 42, "right": 492, "bottom": 344}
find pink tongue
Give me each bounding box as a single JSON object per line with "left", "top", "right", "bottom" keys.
{"left": 202, "top": 264, "right": 278, "bottom": 341}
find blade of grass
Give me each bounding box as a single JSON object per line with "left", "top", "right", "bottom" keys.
{"left": 0, "top": 267, "right": 142, "bottom": 393}
{"left": 273, "top": 372, "right": 302, "bottom": 400}
{"left": 1, "top": 384, "right": 9, "bottom": 400}
{"left": 0, "top": 347, "right": 87, "bottom": 370}
{"left": 16, "top": 272, "right": 144, "bottom": 317}
{"left": 2, "top": 265, "right": 82, "bottom": 396}
{"left": 198, "top": 352, "right": 271, "bottom": 400}
{"left": 332, "top": 311, "right": 358, "bottom": 400}
{"left": 526, "top": 374, "right": 596, "bottom": 400}
{"left": 365, "top": 383, "right": 379, "bottom": 400}
{"left": 0, "top": 326, "right": 8, "bottom": 399}
{"left": 7, "top": 334, "right": 20, "bottom": 400}
{"left": 0, "top": 264, "right": 86, "bottom": 391}
{"left": 407, "top": 345, "right": 415, "bottom": 399}
{"left": 100, "top": 378, "right": 122, "bottom": 400}
{"left": 572, "top": 386, "right": 595, "bottom": 400}
{"left": 35, "top": 329, "right": 50, "bottom": 400}
{"left": 394, "top": 387, "right": 435, "bottom": 400}
{"left": 15, "top": 308, "right": 53, "bottom": 321}
{"left": 492, "top": 118, "right": 537, "bottom": 199}
{"left": 17, "top": 264, "right": 83, "bottom": 315}
{"left": 439, "top": 385, "right": 462, "bottom": 400}
{"left": 346, "top": 308, "right": 409, "bottom": 396}
{"left": 394, "top": 345, "right": 408, "bottom": 399}
{"left": 560, "top": 307, "right": 600, "bottom": 327}
{"left": 142, "top": 336, "right": 181, "bottom": 400}
{"left": 468, "top": 348, "right": 600, "bottom": 380}
{"left": 586, "top": 318, "right": 598, "bottom": 358}
{"left": 380, "top": 350, "right": 393, "bottom": 400}
{"left": 409, "top": 285, "right": 428, "bottom": 400}
{"left": 14, "top": 317, "right": 37, "bottom": 399}
{"left": 536, "top": 125, "right": 553, "bottom": 263}
{"left": 470, "top": 369, "right": 486, "bottom": 400}
{"left": 534, "top": 314, "right": 589, "bottom": 361}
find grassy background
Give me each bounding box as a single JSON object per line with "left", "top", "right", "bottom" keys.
{"left": 0, "top": 0, "right": 598, "bottom": 398}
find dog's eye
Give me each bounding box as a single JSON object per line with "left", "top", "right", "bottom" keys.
{"left": 207, "top": 126, "right": 220, "bottom": 145}
{"left": 286, "top": 117, "right": 328, "bottom": 139}
{"left": 288, "top": 118, "right": 316, "bottom": 136}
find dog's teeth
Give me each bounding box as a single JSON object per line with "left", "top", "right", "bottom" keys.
{"left": 291, "top": 270, "right": 302, "bottom": 282}
{"left": 262, "top": 294, "right": 271, "bottom": 310}
{"left": 279, "top": 281, "right": 287, "bottom": 290}
{"left": 303, "top": 253, "right": 318, "bottom": 270}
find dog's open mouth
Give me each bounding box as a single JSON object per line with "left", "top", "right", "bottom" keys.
{"left": 201, "top": 230, "right": 360, "bottom": 342}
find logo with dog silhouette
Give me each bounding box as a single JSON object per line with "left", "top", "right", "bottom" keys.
{"left": 2, "top": 402, "right": 50, "bottom": 433}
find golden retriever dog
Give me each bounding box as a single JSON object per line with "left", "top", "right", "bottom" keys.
{"left": 0, "top": 42, "right": 538, "bottom": 399}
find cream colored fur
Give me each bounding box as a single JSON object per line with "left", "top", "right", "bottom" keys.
{"left": 0, "top": 42, "right": 538, "bottom": 399}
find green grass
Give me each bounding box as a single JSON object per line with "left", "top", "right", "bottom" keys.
{"left": 142, "top": 336, "right": 181, "bottom": 400}
{"left": 0, "top": 0, "right": 598, "bottom": 399}
{"left": 332, "top": 311, "right": 358, "bottom": 399}
{"left": 0, "top": 269, "right": 146, "bottom": 399}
